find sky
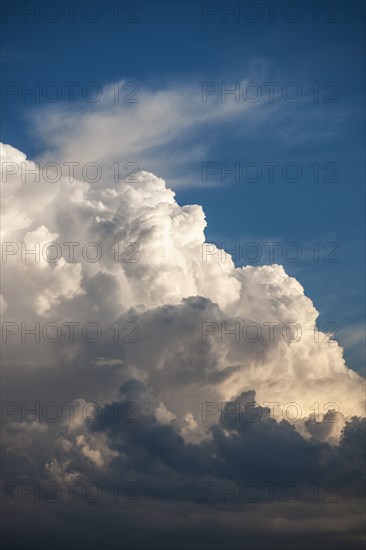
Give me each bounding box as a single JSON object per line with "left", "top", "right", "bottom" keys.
{"left": 1, "top": 0, "right": 365, "bottom": 374}
{"left": 1, "top": 1, "right": 366, "bottom": 549}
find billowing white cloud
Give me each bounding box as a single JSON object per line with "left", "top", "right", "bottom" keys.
{"left": 2, "top": 142, "right": 365, "bottom": 549}
{"left": 1, "top": 142, "right": 364, "bottom": 446}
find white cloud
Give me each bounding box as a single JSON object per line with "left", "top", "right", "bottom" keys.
{"left": 1, "top": 143, "right": 365, "bottom": 548}
{"left": 27, "top": 80, "right": 261, "bottom": 188}
{"left": 1, "top": 143, "right": 364, "bottom": 447}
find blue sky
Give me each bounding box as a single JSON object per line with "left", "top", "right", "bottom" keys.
{"left": 1, "top": 0, "right": 365, "bottom": 374}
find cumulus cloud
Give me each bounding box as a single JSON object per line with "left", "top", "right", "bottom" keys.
{"left": 1, "top": 142, "right": 365, "bottom": 549}
{"left": 1, "top": 142, "right": 364, "bottom": 423}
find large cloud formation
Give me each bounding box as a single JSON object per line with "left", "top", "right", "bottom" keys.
{"left": 1, "top": 142, "right": 365, "bottom": 549}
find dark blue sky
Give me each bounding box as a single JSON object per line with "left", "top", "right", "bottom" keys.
{"left": 1, "top": 0, "right": 365, "bottom": 373}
